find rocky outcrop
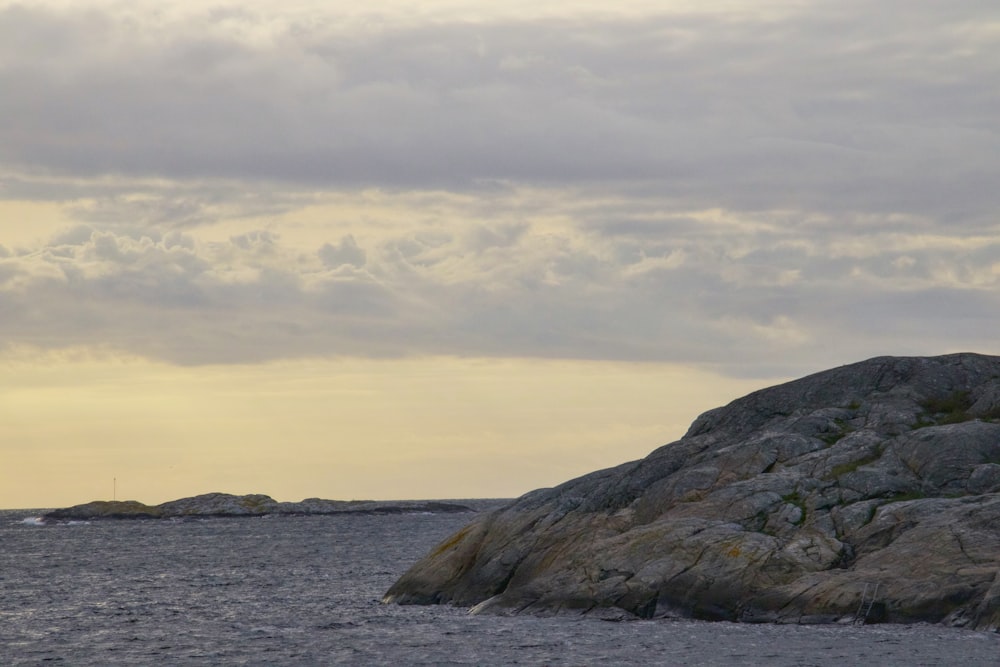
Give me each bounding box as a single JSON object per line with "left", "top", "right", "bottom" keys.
{"left": 44, "top": 492, "right": 473, "bottom": 520}
{"left": 384, "top": 354, "right": 1000, "bottom": 631}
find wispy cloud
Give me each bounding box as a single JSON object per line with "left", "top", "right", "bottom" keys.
{"left": 2, "top": 190, "right": 998, "bottom": 375}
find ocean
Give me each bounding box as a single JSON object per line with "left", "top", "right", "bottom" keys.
{"left": 2, "top": 504, "right": 998, "bottom": 666}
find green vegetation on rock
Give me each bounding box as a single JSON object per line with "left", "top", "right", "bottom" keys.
{"left": 828, "top": 452, "right": 881, "bottom": 479}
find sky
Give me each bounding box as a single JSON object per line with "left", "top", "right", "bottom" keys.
{"left": 2, "top": 0, "right": 999, "bottom": 509}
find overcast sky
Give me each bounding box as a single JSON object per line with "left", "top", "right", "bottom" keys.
{"left": 2, "top": 0, "right": 998, "bottom": 507}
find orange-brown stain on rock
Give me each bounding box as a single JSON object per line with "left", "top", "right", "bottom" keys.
{"left": 430, "top": 525, "right": 472, "bottom": 558}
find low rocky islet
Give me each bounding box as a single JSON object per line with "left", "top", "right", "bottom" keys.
{"left": 44, "top": 493, "right": 474, "bottom": 520}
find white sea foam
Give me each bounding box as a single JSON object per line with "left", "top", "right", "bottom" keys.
{"left": 20, "top": 516, "right": 45, "bottom": 526}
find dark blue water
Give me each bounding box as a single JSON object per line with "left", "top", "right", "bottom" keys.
{"left": 2, "top": 506, "right": 998, "bottom": 665}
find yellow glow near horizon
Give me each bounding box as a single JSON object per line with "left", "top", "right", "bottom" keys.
{"left": 0, "top": 350, "right": 769, "bottom": 510}
{"left": 0, "top": 201, "right": 80, "bottom": 249}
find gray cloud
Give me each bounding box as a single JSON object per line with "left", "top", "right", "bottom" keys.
{"left": 319, "top": 236, "right": 366, "bottom": 268}
{"left": 1, "top": 1, "right": 998, "bottom": 224}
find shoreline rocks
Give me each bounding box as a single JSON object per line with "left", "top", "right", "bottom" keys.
{"left": 44, "top": 492, "right": 474, "bottom": 520}
{"left": 384, "top": 354, "right": 1000, "bottom": 631}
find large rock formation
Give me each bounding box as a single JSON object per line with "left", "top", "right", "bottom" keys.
{"left": 44, "top": 492, "right": 473, "bottom": 520}
{"left": 384, "top": 354, "right": 1000, "bottom": 631}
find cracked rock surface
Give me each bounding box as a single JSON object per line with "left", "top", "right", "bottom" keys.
{"left": 384, "top": 354, "right": 1000, "bottom": 631}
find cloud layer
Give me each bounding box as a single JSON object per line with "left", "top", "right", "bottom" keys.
{"left": 3, "top": 194, "right": 998, "bottom": 375}
{"left": 4, "top": 1, "right": 999, "bottom": 214}
{"left": 2, "top": 0, "right": 999, "bottom": 376}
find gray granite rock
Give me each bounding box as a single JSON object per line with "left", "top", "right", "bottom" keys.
{"left": 384, "top": 354, "right": 1000, "bottom": 631}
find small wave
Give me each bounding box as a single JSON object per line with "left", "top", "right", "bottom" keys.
{"left": 20, "top": 517, "right": 46, "bottom": 526}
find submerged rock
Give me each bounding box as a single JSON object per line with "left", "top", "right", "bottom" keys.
{"left": 44, "top": 492, "right": 473, "bottom": 520}
{"left": 384, "top": 354, "right": 1000, "bottom": 631}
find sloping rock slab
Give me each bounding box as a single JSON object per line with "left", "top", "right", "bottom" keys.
{"left": 384, "top": 354, "right": 1000, "bottom": 631}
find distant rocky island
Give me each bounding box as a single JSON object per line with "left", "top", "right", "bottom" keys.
{"left": 384, "top": 354, "right": 1000, "bottom": 632}
{"left": 44, "top": 492, "right": 474, "bottom": 520}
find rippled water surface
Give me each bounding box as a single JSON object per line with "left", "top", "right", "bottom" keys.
{"left": 2, "top": 506, "right": 998, "bottom": 665}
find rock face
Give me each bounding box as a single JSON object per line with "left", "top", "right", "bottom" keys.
{"left": 44, "top": 493, "right": 473, "bottom": 520}
{"left": 384, "top": 354, "right": 1000, "bottom": 631}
